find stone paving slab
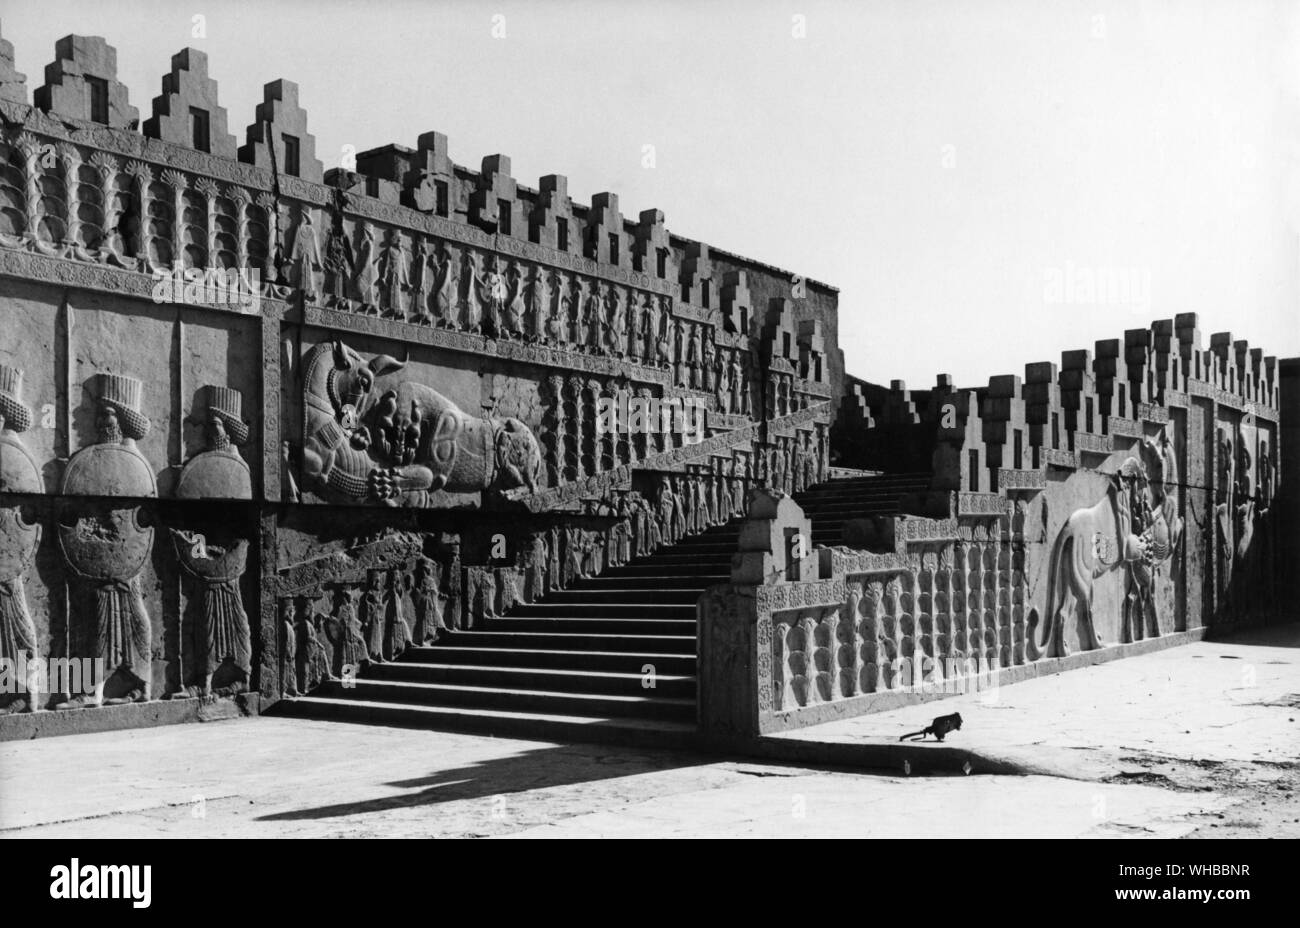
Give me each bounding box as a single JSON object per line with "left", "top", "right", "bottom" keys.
{"left": 765, "top": 623, "right": 1300, "bottom": 780}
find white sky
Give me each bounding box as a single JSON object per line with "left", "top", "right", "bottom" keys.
{"left": 5, "top": 0, "right": 1298, "bottom": 387}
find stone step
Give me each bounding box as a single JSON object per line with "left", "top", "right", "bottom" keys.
{"left": 311, "top": 678, "right": 696, "bottom": 721}
{"left": 433, "top": 630, "right": 696, "bottom": 653}
{"left": 367, "top": 661, "right": 697, "bottom": 697}
{"left": 402, "top": 645, "right": 696, "bottom": 675}
{"left": 542, "top": 587, "right": 704, "bottom": 605}
{"left": 606, "top": 563, "right": 732, "bottom": 578}
{"left": 571, "top": 574, "right": 727, "bottom": 590}
{"left": 274, "top": 697, "right": 698, "bottom": 746}
{"left": 512, "top": 599, "right": 697, "bottom": 616}
{"left": 486, "top": 616, "right": 697, "bottom": 635}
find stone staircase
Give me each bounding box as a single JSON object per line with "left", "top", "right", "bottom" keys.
{"left": 276, "top": 471, "right": 932, "bottom": 741}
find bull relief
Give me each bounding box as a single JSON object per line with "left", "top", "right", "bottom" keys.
{"left": 170, "top": 386, "right": 253, "bottom": 698}
{"left": 57, "top": 373, "right": 156, "bottom": 708}
{"left": 1029, "top": 433, "right": 1183, "bottom": 659}
{"left": 0, "top": 365, "right": 42, "bottom": 713}
{"left": 299, "top": 339, "right": 542, "bottom": 507}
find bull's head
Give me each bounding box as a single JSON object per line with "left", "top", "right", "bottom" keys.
{"left": 331, "top": 339, "right": 406, "bottom": 413}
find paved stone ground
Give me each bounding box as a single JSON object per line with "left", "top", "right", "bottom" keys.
{"left": 2, "top": 623, "right": 1296, "bottom": 838}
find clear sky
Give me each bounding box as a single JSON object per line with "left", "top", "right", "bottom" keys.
{"left": 5, "top": 0, "right": 1297, "bottom": 387}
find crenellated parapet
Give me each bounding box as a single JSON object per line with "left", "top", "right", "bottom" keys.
{"left": 0, "top": 21, "right": 26, "bottom": 105}
{"left": 143, "top": 48, "right": 237, "bottom": 159}
{"left": 0, "top": 27, "right": 842, "bottom": 731}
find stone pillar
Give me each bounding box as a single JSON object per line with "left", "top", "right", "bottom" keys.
{"left": 698, "top": 491, "right": 820, "bottom": 742}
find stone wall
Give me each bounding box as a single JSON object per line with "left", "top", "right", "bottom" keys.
{"left": 700, "top": 321, "right": 1292, "bottom": 737}
{"left": 0, "top": 28, "right": 837, "bottom": 724}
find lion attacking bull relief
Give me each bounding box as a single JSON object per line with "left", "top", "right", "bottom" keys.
{"left": 300, "top": 339, "right": 542, "bottom": 507}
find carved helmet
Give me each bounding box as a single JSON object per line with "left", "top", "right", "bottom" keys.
{"left": 96, "top": 372, "right": 151, "bottom": 441}
{"left": 0, "top": 364, "right": 33, "bottom": 433}
{"left": 205, "top": 385, "right": 250, "bottom": 445}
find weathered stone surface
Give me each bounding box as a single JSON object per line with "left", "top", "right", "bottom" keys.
{"left": 143, "top": 48, "right": 237, "bottom": 158}
{"left": 34, "top": 34, "right": 138, "bottom": 128}
{"left": 0, "top": 22, "right": 26, "bottom": 105}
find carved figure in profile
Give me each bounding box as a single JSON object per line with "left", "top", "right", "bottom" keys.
{"left": 352, "top": 224, "right": 379, "bottom": 311}
{"left": 324, "top": 587, "right": 367, "bottom": 676}
{"left": 409, "top": 236, "right": 433, "bottom": 323}
{"left": 171, "top": 386, "right": 253, "bottom": 697}
{"left": 377, "top": 229, "right": 411, "bottom": 319}
{"left": 296, "top": 598, "right": 332, "bottom": 694}
{"left": 504, "top": 260, "right": 527, "bottom": 338}
{"left": 433, "top": 243, "right": 459, "bottom": 326}
{"left": 545, "top": 271, "right": 568, "bottom": 344}
{"left": 525, "top": 265, "right": 548, "bottom": 340}
{"left": 480, "top": 255, "right": 508, "bottom": 337}
{"left": 462, "top": 250, "right": 485, "bottom": 332}
{"left": 383, "top": 568, "right": 412, "bottom": 660}
{"left": 57, "top": 373, "right": 157, "bottom": 708}
{"left": 322, "top": 219, "right": 353, "bottom": 303}
{"left": 583, "top": 281, "right": 603, "bottom": 353}
{"left": 363, "top": 569, "right": 386, "bottom": 662}
{"left": 0, "top": 365, "right": 42, "bottom": 713}
{"left": 410, "top": 557, "right": 445, "bottom": 643}
{"left": 605, "top": 286, "right": 626, "bottom": 356}
{"left": 288, "top": 208, "right": 321, "bottom": 301}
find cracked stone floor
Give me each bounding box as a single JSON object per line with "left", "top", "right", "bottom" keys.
{"left": 2, "top": 623, "right": 1297, "bottom": 838}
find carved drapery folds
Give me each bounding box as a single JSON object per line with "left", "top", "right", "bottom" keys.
{"left": 170, "top": 386, "right": 253, "bottom": 697}
{"left": 57, "top": 373, "right": 157, "bottom": 708}
{"left": 0, "top": 365, "right": 41, "bottom": 713}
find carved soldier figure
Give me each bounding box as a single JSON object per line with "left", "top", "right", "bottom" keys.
{"left": 605, "top": 286, "right": 626, "bottom": 357}
{"left": 655, "top": 299, "right": 673, "bottom": 368}
{"left": 543, "top": 271, "right": 565, "bottom": 343}
{"left": 715, "top": 351, "right": 729, "bottom": 412}
{"left": 279, "top": 598, "right": 299, "bottom": 697}
{"left": 567, "top": 277, "right": 583, "bottom": 345}
{"left": 411, "top": 557, "right": 445, "bottom": 643}
{"left": 171, "top": 386, "right": 254, "bottom": 697}
{"left": 363, "top": 569, "right": 386, "bottom": 662}
{"left": 583, "top": 281, "right": 603, "bottom": 353}
{"left": 408, "top": 235, "right": 433, "bottom": 323}
{"left": 801, "top": 431, "right": 815, "bottom": 491}
{"left": 377, "top": 229, "right": 411, "bottom": 320}
{"left": 677, "top": 476, "right": 691, "bottom": 534}
{"left": 687, "top": 324, "right": 702, "bottom": 389}
{"left": 673, "top": 321, "right": 686, "bottom": 386}
{"left": 1258, "top": 440, "right": 1273, "bottom": 511}
{"left": 58, "top": 373, "right": 156, "bottom": 708}
{"left": 739, "top": 352, "right": 753, "bottom": 415}
{"left": 322, "top": 220, "right": 353, "bottom": 303}
{"left": 526, "top": 264, "right": 549, "bottom": 340}
{"left": 433, "top": 243, "right": 459, "bottom": 326}
{"left": 0, "top": 365, "right": 42, "bottom": 712}
{"left": 325, "top": 587, "right": 367, "bottom": 677}
{"left": 522, "top": 535, "right": 548, "bottom": 602}
{"left": 383, "top": 568, "right": 412, "bottom": 660}
{"left": 701, "top": 329, "right": 715, "bottom": 391}
{"left": 296, "top": 598, "right": 332, "bottom": 694}
{"left": 641, "top": 294, "right": 658, "bottom": 361}
{"left": 288, "top": 208, "right": 321, "bottom": 301}
{"left": 729, "top": 350, "right": 742, "bottom": 414}
{"left": 462, "top": 250, "right": 485, "bottom": 332}
{"left": 479, "top": 255, "right": 509, "bottom": 336}
{"left": 504, "top": 260, "right": 527, "bottom": 338}
{"left": 353, "top": 223, "right": 379, "bottom": 311}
